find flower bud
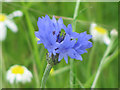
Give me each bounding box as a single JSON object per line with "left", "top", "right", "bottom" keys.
{"left": 110, "top": 29, "right": 118, "bottom": 37}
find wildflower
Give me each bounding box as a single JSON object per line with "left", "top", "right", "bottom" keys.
{"left": 0, "top": 10, "right": 23, "bottom": 41}
{"left": 90, "top": 23, "right": 110, "bottom": 45}
{"left": 35, "top": 15, "right": 92, "bottom": 63}
{"left": 6, "top": 65, "right": 32, "bottom": 84}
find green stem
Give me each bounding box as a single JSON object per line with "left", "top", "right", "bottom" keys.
{"left": 87, "top": 42, "right": 97, "bottom": 78}
{"left": 24, "top": 9, "right": 41, "bottom": 69}
{"left": 23, "top": 6, "right": 41, "bottom": 87}
{"left": 70, "top": 59, "right": 74, "bottom": 88}
{"left": 70, "top": 0, "right": 80, "bottom": 88}
{"left": 0, "top": 43, "right": 2, "bottom": 89}
{"left": 72, "top": 0, "right": 80, "bottom": 31}
{"left": 41, "top": 64, "right": 52, "bottom": 88}
{"left": 1, "top": 44, "right": 7, "bottom": 88}
{"left": 33, "top": 62, "right": 40, "bottom": 88}
{"left": 91, "top": 38, "right": 115, "bottom": 88}
{"left": 22, "top": 2, "right": 41, "bottom": 68}
{"left": 102, "top": 47, "right": 118, "bottom": 70}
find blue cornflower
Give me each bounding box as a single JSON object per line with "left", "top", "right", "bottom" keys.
{"left": 35, "top": 15, "right": 92, "bottom": 64}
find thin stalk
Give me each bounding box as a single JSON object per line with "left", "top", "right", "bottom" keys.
{"left": 102, "top": 47, "right": 118, "bottom": 70}
{"left": 1, "top": 44, "right": 7, "bottom": 88}
{"left": 33, "top": 62, "right": 40, "bottom": 88}
{"left": 72, "top": 0, "right": 80, "bottom": 31}
{"left": 41, "top": 64, "right": 52, "bottom": 88}
{"left": 0, "top": 43, "right": 2, "bottom": 89}
{"left": 72, "top": 72, "right": 84, "bottom": 88}
{"left": 70, "top": 0, "right": 80, "bottom": 88}
{"left": 91, "top": 38, "right": 115, "bottom": 88}
{"left": 23, "top": 7, "right": 42, "bottom": 87}
{"left": 87, "top": 42, "right": 97, "bottom": 78}
{"left": 20, "top": 14, "right": 41, "bottom": 88}
{"left": 76, "top": 76, "right": 84, "bottom": 88}
{"left": 23, "top": 9, "right": 41, "bottom": 71}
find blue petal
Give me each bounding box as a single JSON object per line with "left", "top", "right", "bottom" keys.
{"left": 58, "top": 17, "right": 63, "bottom": 25}
{"left": 64, "top": 55, "right": 68, "bottom": 64}
{"left": 79, "top": 41, "right": 93, "bottom": 49}
{"left": 76, "top": 49, "right": 87, "bottom": 54}
{"left": 35, "top": 31, "right": 40, "bottom": 39}
{"left": 65, "top": 24, "right": 79, "bottom": 38}
{"left": 79, "top": 31, "right": 92, "bottom": 41}
{"left": 52, "top": 16, "right": 57, "bottom": 24}
{"left": 37, "top": 40, "right": 42, "bottom": 44}
{"left": 45, "top": 15, "right": 51, "bottom": 21}
{"left": 58, "top": 53, "right": 64, "bottom": 61}
{"left": 68, "top": 49, "right": 82, "bottom": 60}
{"left": 60, "top": 34, "right": 76, "bottom": 48}
{"left": 66, "top": 24, "right": 72, "bottom": 34}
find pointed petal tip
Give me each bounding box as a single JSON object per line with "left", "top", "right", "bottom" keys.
{"left": 66, "top": 61, "right": 68, "bottom": 64}
{"left": 58, "top": 58, "right": 61, "bottom": 62}
{"left": 79, "top": 57, "right": 83, "bottom": 61}
{"left": 58, "top": 17, "right": 63, "bottom": 24}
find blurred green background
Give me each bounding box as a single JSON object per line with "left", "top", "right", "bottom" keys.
{"left": 2, "top": 2, "right": 118, "bottom": 88}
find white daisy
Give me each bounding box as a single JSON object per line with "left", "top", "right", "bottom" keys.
{"left": 0, "top": 10, "right": 23, "bottom": 41}
{"left": 6, "top": 65, "right": 33, "bottom": 84}
{"left": 90, "top": 23, "right": 110, "bottom": 45}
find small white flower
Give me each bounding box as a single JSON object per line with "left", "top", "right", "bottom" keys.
{"left": 90, "top": 23, "right": 110, "bottom": 45}
{"left": 6, "top": 65, "right": 33, "bottom": 84}
{"left": 0, "top": 10, "right": 23, "bottom": 41}
{"left": 110, "top": 29, "right": 118, "bottom": 37}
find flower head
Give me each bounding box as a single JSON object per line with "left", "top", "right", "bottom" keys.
{"left": 0, "top": 10, "right": 23, "bottom": 41}
{"left": 35, "top": 15, "right": 92, "bottom": 63}
{"left": 6, "top": 65, "right": 32, "bottom": 84}
{"left": 90, "top": 23, "right": 110, "bottom": 45}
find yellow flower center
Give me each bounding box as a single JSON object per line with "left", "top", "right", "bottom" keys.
{"left": 50, "top": 68, "right": 54, "bottom": 74}
{"left": 11, "top": 65, "right": 24, "bottom": 74}
{"left": 0, "top": 14, "right": 7, "bottom": 22}
{"left": 94, "top": 26, "right": 107, "bottom": 34}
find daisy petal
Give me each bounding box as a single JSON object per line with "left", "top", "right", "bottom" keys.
{"left": 5, "top": 19, "right": 18, "bottom": 32}
{"left": 0, "top": 22, "right": 7, "bottom": 41}
{"left": 8, "top": 10, "right": 23, "bottom": 19}
{"left": 104, "top": 35, "right": 110, "bottom": 45}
